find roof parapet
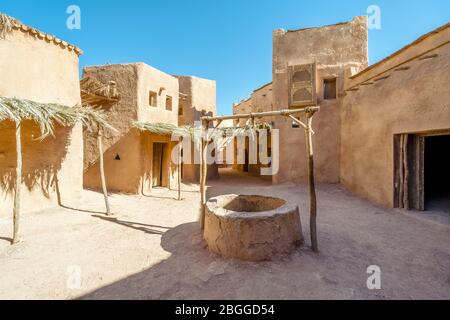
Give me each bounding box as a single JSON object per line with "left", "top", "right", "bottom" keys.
{"left": 0, "top": 12, "right": 83, "bottom": 56}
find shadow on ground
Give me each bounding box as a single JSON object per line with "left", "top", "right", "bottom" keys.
{"left": 79, "top": 219, "right": 393, "bottom": 300}
{"left": 80, "top": 222, "right": 220, "bottom": 299}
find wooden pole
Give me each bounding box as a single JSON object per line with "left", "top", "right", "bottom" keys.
{"left": 402, "top": 134, "right": 409, "bottom": 210}
{"left": 200, "top": 119, "right": 208, "bottom": 230}
{"left": 178, "top": 138, "right": 182, "bottom": 201}
{"left": 12, "top": 121, "right": 22, "bottom": 244}
{"left": 398, "top": 135, "right": 404, "bottom": 208}
{"left": 305, "top": 112, "right": 318, "bottom": 253}
{"left": 97, "top": 128, "right": 111, "bottom": 216}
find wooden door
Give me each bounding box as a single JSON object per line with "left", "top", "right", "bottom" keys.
{"left": 152, "top": 143, "right": 164, "bottom": 187}
{"left": 394, "top": 134, "right": 425, "bottom": 210}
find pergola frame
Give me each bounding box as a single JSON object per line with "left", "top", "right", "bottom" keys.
{"left": 199, "top": 106, "right": 320, "bottom": 252}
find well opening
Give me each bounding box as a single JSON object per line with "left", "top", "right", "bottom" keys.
{"left": 221, "top": 195, "right": 286, "bottom": 213}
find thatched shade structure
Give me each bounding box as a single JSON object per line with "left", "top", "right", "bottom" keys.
{"left": 0, "top": 96, "right": 113, "bottom": 243}
{"left": 80, "top": 76, "right": 120, "bottom": 106}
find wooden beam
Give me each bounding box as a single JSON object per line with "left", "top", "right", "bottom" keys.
{"left": 201, "top": 106, "right": 320, "bottom": 122}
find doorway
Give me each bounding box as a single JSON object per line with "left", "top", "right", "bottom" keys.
{"left": 394, "top": 133, "right": 450, "bottom": 212}
{"left": 243, "top": 149, "right": 249, "bottom": 173}
{"left": 424, "top": 135, "right": 450, "bottom": 211}
{"left": 152, "top": 143, "right": 166, "bottom": 187}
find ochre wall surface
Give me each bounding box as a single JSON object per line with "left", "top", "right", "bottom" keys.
{"left": 82, "top": 64, "right": 139, "bottom": 169}
{"left": 178, "top": 76, "right": 216, "bottom": 126}
{"left": 83, "top": 63, "right": 181, "bottom": 194}
{"left": 252, "top": 83, "right": 273, "bottom": 114}
{"left": 232, "top": 83, "right": 274, "bottom": 178}
{"left": 272, "top": 16, "right": 368, "bottom": 184}
{"left": 84, "top": 129, "right": 179, "bottom": 194}
{"left": 137, "top": 63, "right": 179, "bottom": 125}
{"left": 177, "top": 76, "right": 218, "bottom": 182}
{"left": 141, "top": 133, "right": 179, "bottom": 193}
{"left": 341, "top": 28, "right": 450, "bottom": 208}
{"left": 0, "top": 27, "right": 83, "bottom": 216}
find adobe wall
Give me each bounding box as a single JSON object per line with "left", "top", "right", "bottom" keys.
{"left": 272, "top": 16, "right": 368, "bottom": 184}
{"left": 141, "top": 132, "right": 179, "bottom": 193}
{"left": 0, "top": 25, "right": 83, "bottom": 216}
{"left": 83, "top": 63, "right": 181, "bottom": 194}
{"left": 177, "top": 76, "right": 218, "bottom": 182}
{"left": 178, "top": 76, "right": 216, "bottom": 126}
{"left": 231, "top": 83, "right": 274, "bottom": 178}
{"left": 84, "top": 128, "right": 179, "bottom": 194}
{"left": 82, "top": 64, "right": 139, "bottom": 169}
{"left": 341, "top": 26, "right": 450, "bottom": 208}
{"left": 232, "top": 98, "right": 252, "bottom": 172}
{"left": 252, "top": 83, "right": 273, "bottom": 114}
{"left": 233, "top": 98, "right": 252, "bottom": 127}
{"left": 82, "top": 64, "right": 142, "bottom": 193}
{"left": 137, "top": 63, "right": 179, "bottom": 125}
{"left": 248, "top": 83, "right": 273, "bottom": 178}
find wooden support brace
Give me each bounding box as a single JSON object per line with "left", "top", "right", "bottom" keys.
{"left": 288, "top": 115, "right": 315, "bottom": 134}
{"left": 305, "top": 112, "right": 318, "bottom": 253}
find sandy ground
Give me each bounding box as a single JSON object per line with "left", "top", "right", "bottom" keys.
{"left": 0, "top": 168, "right": 449, "bottom": 300}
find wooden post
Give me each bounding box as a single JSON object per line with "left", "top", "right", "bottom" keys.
{"left": 12, "top": 121, "right": 22, "bottom": 244}
{"left": 398, "top": 135, "right": 404, "bottom": 208}
{"left": 178, "top": 138, "right": 182, "bottom": 201}
{"left": 200, "top": 119, "right": 208, "bottom": 230}
{"left": 305, "top": 112, "right": 318, "bottom": 253}
{"left": 97, "top": 128, "right": 111, "bottom": 216}
{"left": 402, "top": 134, "right": 409, "bottom": 210}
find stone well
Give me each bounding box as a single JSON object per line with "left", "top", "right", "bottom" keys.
{"left": 204, "top": 194, "right": 303, "bottom": 261}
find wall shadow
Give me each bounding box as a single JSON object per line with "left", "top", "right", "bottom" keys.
{"left": 0, "top": 120, "right": 72, "bottom": 204}
{"left": 91, "top": 215, "right": 170, "bottom": 235}
{"left": 83, "top": 129, "right": 142, "bottom": 194}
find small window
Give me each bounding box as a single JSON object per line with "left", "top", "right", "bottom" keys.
{"left": 178, "top": 104, "right": 183, "bottom": 116}
{"left": 324, "top": 78, "right": 337, "bottom": 100}
{"left": 149, "top": 91, "right": 157, "bottom": 107}
{"left": 166, "top": 96, "right": 173, "bottom": 111}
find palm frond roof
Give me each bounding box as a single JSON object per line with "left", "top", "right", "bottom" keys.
{"left": 0, "top": 96, "right": 116, "bottom": 137}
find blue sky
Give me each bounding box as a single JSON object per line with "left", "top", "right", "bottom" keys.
{"left": 2, "top": 0, "right": 449, "bottom": 115}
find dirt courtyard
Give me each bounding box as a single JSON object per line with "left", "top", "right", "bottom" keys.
{"left": 0, "top": 168, "right": 449, "bottom": 300}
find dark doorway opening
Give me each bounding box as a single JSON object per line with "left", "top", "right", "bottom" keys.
{"left": 394, "top": 133, "right": 450, "bottom": 212}
{"left": 425, "top": 135, "right": 450, "bottom": 212}
{"left": 152, "top": 143, "right": 166, "bottom": 187}
{"left": 243, "top": 149, "right": 249, "bottom": 173}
